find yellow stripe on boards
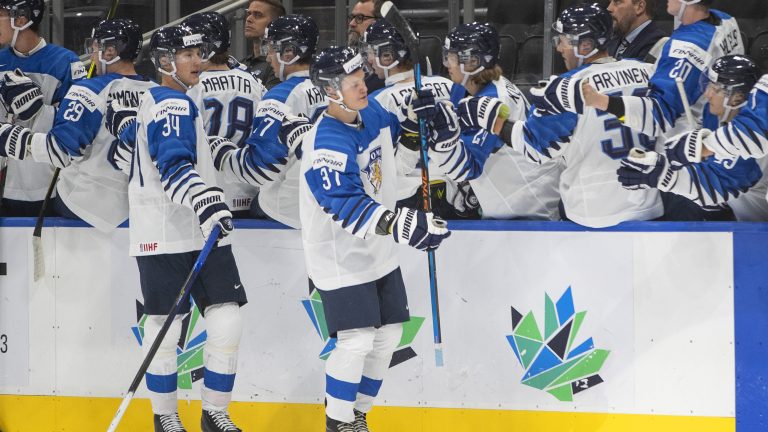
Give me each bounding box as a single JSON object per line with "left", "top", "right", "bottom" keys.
{"left": 0, "top": 395, "right": 734, "bottom": 432}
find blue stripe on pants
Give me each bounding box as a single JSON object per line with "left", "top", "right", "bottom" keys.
{"left": 146, "top": 372, "right": 177, "bottom": 393}
{"left": 204, "top": 368, "right": 236, "bottom": 392}
{"left": 358, "top": 375, "right": 383, "bottom": 397}
{"left": 326, "top": 374, "right": 359, "bottom": 402}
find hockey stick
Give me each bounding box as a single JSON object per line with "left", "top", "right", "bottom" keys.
{"left": 32, "top": 0, "right": 121, "bottom": 282}
{"left": 377, "top": 1, "right": 446, "bottom": 367}
{"left": 106, "top": 224, "right": 222, "bottom": 432}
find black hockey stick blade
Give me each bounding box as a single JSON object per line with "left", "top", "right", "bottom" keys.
{"left": 376, "top": 1, "right": 421, "bottom": 65}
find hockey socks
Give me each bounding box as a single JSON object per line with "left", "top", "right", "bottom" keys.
{"left": 144, "top": 315, "right": 183, "bottom": 415}
{"left": 202, "top": 303, "right": 243, "bottom": 412}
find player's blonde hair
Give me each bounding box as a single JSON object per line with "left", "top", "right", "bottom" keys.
{"left": 469, "top": 65, "right": 503, "bottom": 88}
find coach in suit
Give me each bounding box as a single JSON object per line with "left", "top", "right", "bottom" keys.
{"left": 605, "top": 0, "right": 666, "bottom": 61}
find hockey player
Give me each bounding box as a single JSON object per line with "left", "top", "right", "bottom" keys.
{"left": 212, "top": 14, "right": 326, "bottom": 228}
{"left": 574, "top": 0, "right": 744, "bottom": 139}
{"left": 301, "top": 46, "right": 450, "bottom": 432}
{"left": 617, "top": 55, "right": 766, "bottom": 220}
{"left": 184, "top": 12, "right": 267, "bottom": 217}
{"left": 0, "top": 0, "right": 86, "bottom": 216}
{"left": 439, "top": 22, "right": 563, "bottom": 220}
{"left": 361, "top": 19, "right": 469, "bottom": 218}
{"left": 125, "top": 26, "right": 246, "bottom": 432}
{"left": 0, "top": 18, "right": 155, "bottom": 231}
{"left": 458, "top": 3, "right": 663, "bottom": 227}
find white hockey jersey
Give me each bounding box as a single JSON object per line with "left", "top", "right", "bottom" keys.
{"left": 300, "top": 99, "right": 401, "bottom": 290}
{"left": 0, "top": 39, "right": 86, "bottom": 202}
{"left": 188, "top": 67, "right": 266, "bottom": 212}
{"left": 28, "top": 73, "right": 156, "bottom": 232}
{"left": 510, "top": 58, "right": 663, "bottom": 227}
{"left": 129, "top": 86, "right": 228, "bottom": 256}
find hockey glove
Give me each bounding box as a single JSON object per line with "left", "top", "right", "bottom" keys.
{"left": 191, "top": 186, "right": 234, "bottom": 240}
{"left": 279, "top": 114, "right": 313, "bottom": 154}
{"left": 429, "top": 101, "right": 461, "bottom": 152}
{"left": 664, "top": 128, "right": 711, "bottom": 168}
{"left": 377, "top": 207, "right": 451, "bottom": 251}
{"left": 107, "top": 138, "right": 134, "bottom": 175}
{"left": 0, "top": 122, "right": 31, "bottom": 160}
{"left": 529, "top": 75, "right": 585, "bottom": 115}
{"left": 457, "top": 96, "right": 507, "bottom": 132}
{"left": 0, "top": 69, "right": 43, "bottom": 121}
{"left": 400, "top": 87, "right": 437, "bottom": 134}
{"left": 106, "top": 100, "right": 137, "bottom": 142}
{"left": 208, "top": 136, "right": 237, "bottom": 171}
{"left": 617, "top": 150, "right": 677, "bottom": 191}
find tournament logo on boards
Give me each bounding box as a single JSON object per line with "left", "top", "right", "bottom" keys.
{"left": 132, "top": 300, "right": 206, "bottom": 389}
{"left": 506, "top": 287, "right": 609, "bottom": 401}
{"left": 302, "top": 289, "right": 424, "bottom": 367}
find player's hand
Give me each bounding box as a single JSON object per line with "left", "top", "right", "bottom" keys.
{"left": 581, "top": 80, "right": 609, "bottom": 111}
{"left": 401, "top": 87, "right": 437, "bottom": 133}
{"left": 429, "top": 101, "right": 460, "bottom": 152}
{"left": 0, "top": 122, "right": 31, "bottom": 160}
{"left": 457, "top": 96, "right": 508, "bottom": 131}
{"left": 191, "top": 186, "right": 234, "bottom": 239}
{"left": 208, "top": 136, "right": 237, "bottom": 170}
{"left": 664, "top": 128, "right": 711, "bottom": 168}
{"left": 385, "top": 207, "right": 451, "bottom": 251}
{"left": 529, "top": 75, "right": 585, "bottom": 115}
{"left": 0, "top": 69, "right": 43, "bottom": 121}
{"left": 279, "top": 113, "right": 312, "bottom": 154}
{"left": 106, "top": 100, "right": 137, "bottom": 140}
{"left": 617, "top": 149, "right": 677, "bottom": 191}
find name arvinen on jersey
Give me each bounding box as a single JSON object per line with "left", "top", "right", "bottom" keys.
{"left": 589, "top": 66, "right": 651, "bottom": 93}
{"left": 202, "top": 74, "right": 254, "bottom": 94}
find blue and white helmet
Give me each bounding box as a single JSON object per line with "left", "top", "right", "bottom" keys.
{"left": 361, "top": 19, "right": 409, "bottom": 79}
{"left": 443, "top": 22, "right": 500, "bottom": 86}
{"left": 182, "top": 11, "right": 231, "bottom": 61}
{"left": 85, "top": 18, "right": 143, "bottom": 74}
{"left": 261, "top": 14, "right": 320, "bottom": 81}
{"left": 311, "top": 46, "right": 369, "bottom": 109}
{"left": 149, "top": 26, "right": 207, "bottom": 89}
{"left": 552, "top": 3, "right": 612, "bottom": 66}
{"left": 700, "top": 54, "right": 762, "bottom": 122}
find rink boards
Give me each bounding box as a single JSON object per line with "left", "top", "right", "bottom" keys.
{"left": 1, "top": 219, "right": 767, "bottom": 431}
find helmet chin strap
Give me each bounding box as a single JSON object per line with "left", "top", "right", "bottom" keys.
{"left": 277, "top": 54, "right": 301, "bottom": 81}
{"left": 98, "top": 51, "right": 122, "bottom": 76}
{"left": 10, "top": 17, "right": 33, "bottom": 50}
{"left": 675, "top": 0, "right": 701, "bottom": 29}
{"left": 158, "top": 60, "right": 193, "bottom": 91}
{"left": 573, "top": 46, "right": 599, "bottom": 68}
{"left": 459, "top": 63, "right": 485, "bottom": 87}
{"left": 720, "top": 95, "right": 746, "bottom": 124}
{"left": 376, "top": 57, "right": 400, "bottom": 80}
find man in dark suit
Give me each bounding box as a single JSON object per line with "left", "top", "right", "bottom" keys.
{"left": 606, "top": 0, "right": 666, "bottom": 61}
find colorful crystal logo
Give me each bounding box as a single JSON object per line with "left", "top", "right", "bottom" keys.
{"left": 132, "top": 299, "right": 206, "bottom": 389}
{"left": 302, "top": 289, "right": 425, "bottom": 367}
{"left": 506, "top": 287, "right": 609, "bottom": 401}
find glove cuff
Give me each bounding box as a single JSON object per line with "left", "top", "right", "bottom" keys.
{"left": 375, "top": 209, "right": 397, "bottom": 236}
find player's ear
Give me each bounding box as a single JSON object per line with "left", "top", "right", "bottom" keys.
{"left": 15, "top": 15, "right": 29, "bottom": 28}
{"left": 730, "top": 92, "right": 746, "bottom": 107}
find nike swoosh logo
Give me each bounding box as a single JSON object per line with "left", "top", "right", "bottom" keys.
{"left": 234, "top": 284, "right": 242, "bottom": 290}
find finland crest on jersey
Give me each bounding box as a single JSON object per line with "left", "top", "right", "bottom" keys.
{"left": 363, "top": 146, "right": 383, "bottom": 194}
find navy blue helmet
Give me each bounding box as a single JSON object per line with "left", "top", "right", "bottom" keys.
{"left": 443, "top": 22, "right": 500, "bottom": 69}
{"left": 700, "top": 55, "right": 762, "bottom": 98}
{"left": 311, "top": 46, "right": 367, "bottom": 95}
{"left": 149, "top": 26, "right": 206, "bottom": 69}
{"left": 0, "top": 0, "right": 44, "bottom": 25}
{"left": 182, "top": 11, "right": 231, "bottom": 56}
{"left": 362, "top": 19, "right": 409, "bottom": 64}
{"left": 262, "top": 14, "right": 319, "bottom": 62}
{"left": 553, "top": 3, "right": 613, "bottom": 52}
{"left": 88, "top": 18, "right": 143, "bottom": 61}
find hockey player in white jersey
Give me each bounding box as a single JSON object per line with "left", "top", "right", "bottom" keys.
{"left": 361, "top": 19, "right": 470, "bottom": 218}
{"left": 618, "top": 55, "right": 765, "bottom": 220}
{"left": 212, "top": 14, "right": 327, "bottom": 228}
{"left": 0, "top": 18, "right": 155, "bottom": 231}
{"left": 461, "top": 3, "right": 663, "bottom": 227}
{"left": 0, "top": 0, "right": 86, "bottom": 216}
{"left": 125, "top": 26, "right": 246, "bottom": 432}
{"left": 184, "top": 12, "right": 267, "bottom": 217}
{"left": 301, "top": 47, "right": 450, "bottom": 432}
{"left": 576, "top": 0, "right": 744, "bottom": 139}
{"left": 440, "top": 22, "right": 563, "bottom": 220}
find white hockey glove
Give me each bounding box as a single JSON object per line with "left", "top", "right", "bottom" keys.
{"left": 400, "top": 87, "right": 437, "bottom": 134}
{"left": 191, "top": 186, "right": 234, "bottom": 240}
{"left": 0, "top": 69, "right": 43, "bottom": 121}
{"left": 376, "top": 207, "right": 451, "bottom": 251}
{"left": 617, "top": 150, "right": 677, "bottom": 191}
{"left": 208, "top": 136, "right": 237, "bottom": 171}
{"left": 0, "top": 122, "right": 31, "bottom": 160}
{"left": 457, "top": 96, "right": 508, "bottom": 132}
{"left": 529, "top": 75, "right": 585, "bottom": 115}
{"left": 279, "top": 114, "right": 313, "bottom": 154}
{"left": 105, "top": 100, "right": 137, "bottom": 140}
{"left": 429, "top": 101, "right": 461, "bottom": 152}
{"left": 664, "top": 128, "right": 711, "bottom": 168}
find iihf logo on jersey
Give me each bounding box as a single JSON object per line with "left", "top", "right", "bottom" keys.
{"left": 132, "top": 299, "right": 206, "bottom": 389}
{"left": 302, "top": 289, "right": 425, "bottom": 367}
{"left": 506, "top": 287, "right": 609, "bottom": 401}
{"left": 362, "top": 146, "right": 383, "bottom": 194}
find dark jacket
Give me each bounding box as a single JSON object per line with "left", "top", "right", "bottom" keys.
{"left": 606, "top": 20, "right": 667, "bottom": 61}
{"left": 241, "top": 54, "right": 281, "bottom": 89}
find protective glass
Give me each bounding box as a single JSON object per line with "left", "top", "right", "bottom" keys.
{"left": 698, "top": 69, "right": 738, "bottom": 99}
{"left": 441, "top": 48, "right": 480, "bottom": 71}
{"left": 84, "top": 38, "right": 122, "bottom": 58}
{"left": 261, "top": 39, "right": 304, "bottom": 63}
{"left": 360, "top": 41, "right": 398, "bottom": 67}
